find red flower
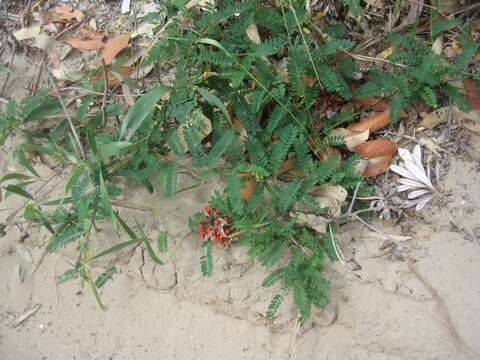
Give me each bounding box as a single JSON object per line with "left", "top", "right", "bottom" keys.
{"left": 198, "top": 206, "right": 232, "bottom": 246}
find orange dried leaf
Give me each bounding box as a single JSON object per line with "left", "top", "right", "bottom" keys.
{"left": 349, "top": 109, "right": 390, "bottom": 133}
{"left": 239, "top": 174, "right": 256, "bottom": 201}
{"left": 353, "top": 139, "right": 398, "bottom": 159}
{"left": 363, "top": 156, "right": 392, "bottom": 177}
{"left": 353, "top": 97, "right": 389, "bottom": 112}
{"left": 464, "top": 79, "right": 480, "bottom": 110}
{"left": 102, "top": 34, "right": 130, "bottom": 65}
{"left": 64, "top": 37, "right": 104, "bottom": 50}
{"left": 79, "top": 26, "right": 105, "bottom": 41}
{"left": 52, "top": 5, "right": 85, "bottom": 23}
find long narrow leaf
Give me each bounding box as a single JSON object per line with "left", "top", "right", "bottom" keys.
{"left": 119, "top": 86, "right": 169, "bottom": 141}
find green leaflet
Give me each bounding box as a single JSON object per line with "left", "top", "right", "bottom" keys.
{"left": 97, "top": 141, "right": 132, "bottom": 160}
{"left": 95, "top": 267, "right": 116, "bottom": 288}
{"left": 119, "top": 86, "right": 169, "bottom": 141}
{"left": 196, "top": 87, "right": 231, "bottom": 124}
{"left": 266, "top": 294, "right": 283, "bottom": 319}
{"left": 16, "top": 148, "right": 39, "bottom": 177}
{"left": 47, "top": 227, "right": 83, "bottom": 252}
{"left": 207, "top": 129, "right": 235, "bottom": 165}
{"left": 200, "top": 240, "right": 213, "bottom": 276}
{"left": 3, "top": 184, "right": 34, "bottom": 200}
{"left": 157, "top": 232, "right": 168, "bottom": 253}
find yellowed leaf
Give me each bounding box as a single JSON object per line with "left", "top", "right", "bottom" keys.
{"left": 432, "top": 36, "right": 443, "bottom": 55}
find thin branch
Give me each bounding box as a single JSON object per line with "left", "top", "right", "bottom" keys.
{"left": 48, "top": 71, "right": 86, "bottom": 159}
{"left": 101, "top": 59, "right": 109, "bottom": 126}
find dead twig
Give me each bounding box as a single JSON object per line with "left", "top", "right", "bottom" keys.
{"left": 101, "top": 59, "right": 108, "bottom": 126}
{"left": 12, "top": 304, "right": 41, "bottom": 328}
{"left": 0, "top": 36, "right": 16, "bottom": 98}
{"left": 48, "top": 71, "right": 86, "bottom": 159}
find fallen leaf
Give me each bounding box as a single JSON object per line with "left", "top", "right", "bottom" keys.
{"left": 353, "top": 139, "right": 398, "bottom": 159}
{"left": 79, "top": 26, "right": 105, "bottom": 40}
{"left": 353, "top": 97, "right": 389, "bottom": 112}
{"left": 464, "top": 79, "right": 480, "bottom": 110}
{"left": 295, "top": 213, "right": 328, "bottom": 234}
{"left": 432, "top": 36, "right": 443, "bottom": 55}
{"left": 462, "top": 119, "right": 480, "bottom": 133}
{"left": 310, "top": 184, "right": 348, "bottom": 217}
{"left": 331, "top": 128, "right": 369, "bottom": 150}
{"left": 122, "top": 84, "right": 135, "bottom": 106}
{"left": 93, "top": 66, "right": 133, "bottom": 88}
{"left": 418, "top": 106, "right": 480, "bottom": 129}
{"left": 349, "top": 109, "right": 390, "bottom": 133}
{"left": 177, "top": 114, "right": 212, "bottom": 154}
{"left": 64, "top": 38, "right": 105, "bottom": 50}
{"left": 239, "top": 174, "right": 255, "bottom": 201}
{"left": 363, "top": 156, "right": 392, "bottom": 177}
{"left": 13, "top": 25, "right": 41, "bottom": 41}
{"left": 52, "top": 5, "right": 85, "bottom": 23}
{"left": 131, "top": 23, "right": 157, "bottom": 38}
{"left": 102, "top": 34, "right": 130, "bottom": 65}
{"left": 246, "top": 23, "right": 261, "bottom": 44}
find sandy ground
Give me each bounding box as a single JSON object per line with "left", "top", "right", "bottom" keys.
{"left": 1, "top": 32, "right": 480, "bottom": 360}
{"left": 1, "top": 135, "right": 480, "bottom": 360}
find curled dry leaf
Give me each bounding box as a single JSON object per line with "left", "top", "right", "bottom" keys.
{"left": 331, "top": 128, "right": 369, "bottom": 150}
{"left": 349, "top": 109, "right": 390, "bottom": 133}
{"left": 52, "top": 5, "right": 85, "bottom": 23}
{"left": 102, "top": 34, "right": 130, "bottom": 65}
{"left": 64, "top": 38, "right": 105, "bottom": 50}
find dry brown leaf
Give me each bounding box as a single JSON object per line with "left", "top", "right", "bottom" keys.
{"left": 353, "top": 97, "right": 389, "bottom": 112}
{"left": 122, "top": 84, "right": 135, "bottom": 106}
{"left": 464, "top": 79, "right": 480, "bottom": 110}
{"left": 246, "top": 23, "right": 261, "bottom": 44}
{"left": 79, "top": 26, "right": 105, "bottom": 41}
{"left": 353, "top": 139, "right": 398, "bottom": 159}
{"left": 331, "top": 128, "right": 369, "bottom": 150}
{"left": 52, "top": 5, "right": 85, "bottom": 23}
{"left": 418, "top": 106, "right": 480, "bottom": 129}
{"left": 349, "top": 109, "right": 391, "bottom": 133}
{"left": 276, "top": 159, "right": 307, "bottom": 178}
{"left": 102, "top": 34, "right": 130, "bottom": 65}
{"left": 64, "top": 37, "right": 105, "bottom": 50}
{"left": 362, "top": 156, "right": 392, "bottom": 177}
{"left": 93, "top": 66, "right": 133, "bottom": 88}
{"left": 239, "top": 174, "right": 255, "bottom": 201}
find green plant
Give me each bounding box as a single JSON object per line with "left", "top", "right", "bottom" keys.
{"left": 0, "top": 0, "right": 478, "bottom": 324}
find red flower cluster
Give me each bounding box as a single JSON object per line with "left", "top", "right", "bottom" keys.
{"left": 198, "top": 206, "right": 232, "bottom": 246}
